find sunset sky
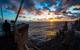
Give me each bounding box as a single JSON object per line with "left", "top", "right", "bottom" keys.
{"left": 0, "top": 0, "right": 80, "bottom": 20}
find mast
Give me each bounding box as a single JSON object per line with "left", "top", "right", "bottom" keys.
{"left": 14, "top": 0, "right": 24, "bottom": 24}
{"left": 1, "top": 7, "right": 4, "bottom": 22}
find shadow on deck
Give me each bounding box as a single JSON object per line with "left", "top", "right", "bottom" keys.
{"left": 0, "top": 32, "right": 18, "bottom": 50}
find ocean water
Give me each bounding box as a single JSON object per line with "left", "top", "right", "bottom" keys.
{"left": 0, "top": 21, "right": 73, "bottom": 45}
{"left": 0, "top": 21, "right": 72, "bottom": 39}
{"left": 27, "top": 22, "right": 65, "bottom": 43}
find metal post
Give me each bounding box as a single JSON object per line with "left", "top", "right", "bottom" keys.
{"left": 14, "top": 0, "right": 24, "bottom": 24}
{"left": 1, "top": 7, "right": 4, "bottom": 22}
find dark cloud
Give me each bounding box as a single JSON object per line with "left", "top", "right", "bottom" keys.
{"left": 0, "top": 0, "right": 80, "bottom": 12}
{"left": 0, "top": 0, "right": 9, "bottom": 4}
{"left": 23, "top": 0, "right": 34, "bottom": 10}
{"left": 72, "top": 0, "right": 80, "bottom": 5}
{"left": 0, "top": 0, "right": 10, "bottom": 7}
{"left": 14, "top": 0, "right": 80, "bottom": 12}
{"left": 62, "top": 0, "right": 80, "bottom": 5}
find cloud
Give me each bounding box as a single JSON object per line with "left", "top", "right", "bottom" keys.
{"left": 0, "top": 0, "right": 10, "bottom": 7}
{"left": 0, "top": 0, "right": 80, "bottom": 13}
{"left": 23, "top": 0, "right": 34, "bottom": 10}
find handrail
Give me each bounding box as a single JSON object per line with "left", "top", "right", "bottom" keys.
{"left": 27, "top": 39, "right": 41, "bottom": 50}
{"left": 25, "top": 44, "right": 30, "bottom": 50}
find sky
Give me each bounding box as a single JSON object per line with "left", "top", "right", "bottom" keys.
{"left": 0, "top": 0, "right": 80, "bottom": 20}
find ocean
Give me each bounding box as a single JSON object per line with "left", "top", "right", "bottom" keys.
{"left": 27, "top": 22, "right": 65, "bottom": 42}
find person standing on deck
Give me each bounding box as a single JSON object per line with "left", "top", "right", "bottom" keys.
{"left": 63, "top": 21, "right": 68, "bottom": 31}
{"left": 2, "top": 20, "right": 11, "bottom": 37}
